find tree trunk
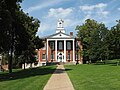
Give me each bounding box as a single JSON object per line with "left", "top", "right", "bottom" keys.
{"left": 8, "top": 27, "right": 14, "bottom": 73}
{"left": 8, "top": 48, "right": 13, "bottom": 73}
{"left": 24, "top": 59, "right": 25, "bottom": 70}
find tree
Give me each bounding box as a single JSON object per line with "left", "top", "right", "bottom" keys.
{"left": 13, "top": 10, "right": 43, "bottom": 70}
{"left": 0, "top": 0, "right": 23, "bottom": 73}
{"left": 0, "top": 0, "right": 43, "bottom": 72}
{"left": 104, "top": 20, "right": 120, "bottom": 59}
{"left": 76, "top": 19, "right": 108, "bottom": 63}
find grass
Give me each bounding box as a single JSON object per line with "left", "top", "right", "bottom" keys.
{"left": 96, "top": 59, "right": 120, "bottom": 65}
{"left": 65, "top": 64, "right": 120, "bottom": 90}
{"left": 0, "top": 66, "right": 56, "bottom": 90}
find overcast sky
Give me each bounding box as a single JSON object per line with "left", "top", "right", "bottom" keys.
{"left": 21, "top": 0, "right": 120, "bottom": 37}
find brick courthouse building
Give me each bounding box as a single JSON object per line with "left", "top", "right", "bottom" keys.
{"left": 37, "top": 19, "right": 83, "bottom": 65}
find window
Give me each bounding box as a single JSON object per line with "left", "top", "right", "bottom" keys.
{"left": 42, "top": 54, "right": 46, "bottom": 60}
{"left": 51, "top": 52, "right": 54, "bottom": 60}
{"left": 67, "top": 52, "right": 71, "bottom": 60}
{"left": 59, "top": 41, "right": 63, "bottom": 50}
{"left": 50, "top": 42, "right": 54, "bottom": 50}
{"left": 76, "top": 42, "right": 79, "bottom": 50}
{"left": 67, "top": 42, "right": 71, "bottom": 50}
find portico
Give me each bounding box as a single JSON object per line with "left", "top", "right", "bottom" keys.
{"left": 46, "top": 39, "right": 75, "bottom": 62}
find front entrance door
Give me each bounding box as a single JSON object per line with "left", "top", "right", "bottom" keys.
{"left": 57, "top": 52, "right": 64, "bottom": 62}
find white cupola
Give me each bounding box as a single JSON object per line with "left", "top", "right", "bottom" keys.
{"left": 56, "top": 19, "right": 65, "bottom": 33}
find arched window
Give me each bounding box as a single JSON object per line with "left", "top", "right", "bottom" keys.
{"left": 67, "top": 42, "right": 71, "bottom": 50}
{"left": 59, "top": 42, "right": 63, "bottom": 50}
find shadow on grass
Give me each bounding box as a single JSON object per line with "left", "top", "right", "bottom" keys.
{"left": 54, "top": 69, "right": 72, "bottom": 74}
{"left": 0, "top": 66, "right": 72, "bottom": 82}
{"left": 109, "top": 64, "right": 120, "bottom": 66}
{"left": 93, "top": 59, "right": 120, "bottom": 66}
{"left": 0, "top": 66, "right": 56, "bottom": 82}
{"left": 93, "top": 63, "right": 119, "bottom": 66}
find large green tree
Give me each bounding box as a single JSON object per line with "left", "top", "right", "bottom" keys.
{"left": 0, "top": 0, "right": 22, "bottom": 73}
{"left": 104, "top": 20, "right": 120, "bottom": 59}
{"left": 76, "top": 19, "right": 108, "bottom": 63}
{"left": 0, "top": 0, "right": 43, "bottom": 73}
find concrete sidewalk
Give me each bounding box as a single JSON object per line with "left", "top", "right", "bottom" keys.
{"left": 43, "top": 65, "right": 75, "bottom": 90}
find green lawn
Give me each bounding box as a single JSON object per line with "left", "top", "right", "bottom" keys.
{"left": 65, "top": 64, "right": 120, "bottom": 90}
{"left": 0, "top": 66, "right": 56, "bottom": 90}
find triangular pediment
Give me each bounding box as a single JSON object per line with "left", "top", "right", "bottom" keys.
{"left": 46, "top": 32, "right": 75, "bottom": 39}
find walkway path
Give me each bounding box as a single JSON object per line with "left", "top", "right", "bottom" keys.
{"left": 43, "top": 65, "right": 75, "bottom": 90}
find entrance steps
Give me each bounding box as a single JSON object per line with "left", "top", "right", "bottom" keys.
{"left": 46, "top": 62, "right": 75, "bottom": 66}
{"left": 58, "top": 62, "right": 65, "bottom": 65}
{"left": 58, "top": 62, "right": 75, "bottom": 65}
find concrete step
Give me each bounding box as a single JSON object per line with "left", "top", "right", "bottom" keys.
{"left": 58, "top": 62, "right": 75, "bottom": 65}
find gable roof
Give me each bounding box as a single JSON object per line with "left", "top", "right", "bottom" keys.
{"left": 43, "top": 31, "right": 75, "bottom": 39}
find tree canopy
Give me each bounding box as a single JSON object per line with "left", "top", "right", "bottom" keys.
{"left": 0, "top": 0, "right": 43, "bottom": 73}
{"left": 104, "top": 20, "right": 120, "bottom": 59}
{"left": 76, "top": 19, "right": 120, "bottom": 63}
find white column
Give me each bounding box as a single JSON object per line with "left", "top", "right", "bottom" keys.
{"left": 64, "top": 40, "right": 66, "bottom": 62}
{"left": 73, "top": 39, "right": 75, "bottom": 62}
{"left": 55, "top": 40, "right": 57, "bottom": 61}
{"left": 46, "top": 39, "right": 49, "bottom": 62}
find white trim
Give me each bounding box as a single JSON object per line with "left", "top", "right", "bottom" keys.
{"left": 73, "top": 39, "right": 75, "bottom": 62}
{"left": 52, "top": 33, "right": 69, "bottom": 38}
{"left": 47, "top": 39, "right": 74, "bottom": 41}
{"left": 64, "top": 40, "right": 66, "bottom": 62}
{"left": 55, "top": 40, "right": 57, "bottom": 61}
{"left": 46, "top": 39, "right": 48, "bottom": 62}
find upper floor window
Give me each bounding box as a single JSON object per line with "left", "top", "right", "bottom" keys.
{"left": 67, "top": 42, "right": 71, "bottom": 50}
{"left": 50, "top": 42, "right": 54, "bottom": 50}
{"left": 58, "top": 41, "right": 63, "bottom": 50}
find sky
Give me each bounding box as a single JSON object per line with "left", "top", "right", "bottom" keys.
{"left": 21, "top": 0, "right": 120, "bottom": 37}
